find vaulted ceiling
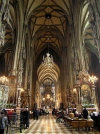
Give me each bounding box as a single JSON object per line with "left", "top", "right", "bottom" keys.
{"left": 37, "top": 58, "right": 60, "bottom": 83}
{"left": 2, "top": 0, "right": 97, "bottom": 58}
{"left": 2, "top": 1, "right": 67, "bottom": 52}
{"left": 1, "top": 0, "right": 99, "bottom": 80}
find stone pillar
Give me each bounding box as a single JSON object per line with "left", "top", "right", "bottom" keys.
{"left": 75, "top": 87, "right": 81, "bottom": 105}
{"left": 91, "top": 84, "right": 98, "bottom": 111}
{"left": 0, "top": 23, "right": 5, "bottom": 47}
{"left": 88, "top": 1, "right": 100, "bottom": 61}
{"left": 60, "top": 45, "right": 68, "bottom": 107}
{"left": 0, "top": 0, "right": 9, "bottom": 48}
{"left": 30, "top": 51, "right": 36, "bottom": 110}
{"left": 16, "top": 50, "right": 23, "bottom": 113}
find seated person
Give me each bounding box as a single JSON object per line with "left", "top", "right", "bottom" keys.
{"left": 82, "top": 108, "right": 88, "bottom": 119}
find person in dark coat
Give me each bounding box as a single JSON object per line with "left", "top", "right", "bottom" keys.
{"left": 23, "top": 107, "right": 29, "bottom": 128}
{"left": 0, "top": 111, "right": 8, "bottom": 134}
{"left": 12, "top": 109, "right": 17, "bottom": 124}
{"left": 33, "top": 109, "right": 39, "bottom": 120}
{"left": 83, "top": 108, "right": 88, "bottom": 119}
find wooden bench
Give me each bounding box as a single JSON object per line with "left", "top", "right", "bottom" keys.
{"left": 70, "top": 119, "right": 93, "bottom": 130}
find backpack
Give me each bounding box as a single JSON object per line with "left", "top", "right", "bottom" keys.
{"left": 0, "top": 116, "right": 3, "bottom": 129}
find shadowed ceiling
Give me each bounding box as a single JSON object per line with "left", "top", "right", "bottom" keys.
{"left": 0, "top": 0, "right": 98, "bottom": 84}
{"left": 2, "top": 0, "right": 95, "bottom": 57}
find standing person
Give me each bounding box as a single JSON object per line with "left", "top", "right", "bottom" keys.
{"left": 83, "top": 107, "right": 88, "bottom": 119}
{"left": 23, "top": 107, "right": 30, "bottom": 129}
{"left": 0, "top": 111, "right": 8, "bottom": 134}
{"left": 12, "top": 109, "right": 17, "bottom": 124}
{"left": 33, "top": 108, "right": 38, "bottom": 120}
{"left": 7, "top": 109, "right": 13, "bottom": 124}
{"left": 20, "top": 108, "right": 24, "bottom": 132}
{"left": 36, "top": 109, "right": 39, "bottom": 120}
{"left": 72, "top": 108, "right": 76, "bottom": 117}
{"left": 25, "top": 107, "right": 30, "bottom": 128}
{"left": 33, "top": 109, "right": 35, "bottom": 120}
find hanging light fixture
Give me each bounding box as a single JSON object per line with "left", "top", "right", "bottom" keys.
{"left": 47, "top": 94, "right": 50, "bottom": 99}
{"left": 0, "top": 75, "right": 9, "bottom": 85}
{"left": 88, "top": 75, "right": 98, "bottom": 84}
{"left": 42, "top": 38, "right": 53, "bottom": 67}
{"left": 43, "top": 1, "right": 53, "bottom": 67}
{"left": 43, "top": 52, "right": 53, "bottom": 67}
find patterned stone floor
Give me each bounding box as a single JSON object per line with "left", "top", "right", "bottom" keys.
{"left": 16, "top": 115, "right": 100, "bottom": 134}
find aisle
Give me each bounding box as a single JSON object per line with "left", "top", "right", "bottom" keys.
{"left": 25, "top": 115, "right": 68, "bottom": 134}
{"left": 19, "top": 115, "right": 99, "bottom": 134}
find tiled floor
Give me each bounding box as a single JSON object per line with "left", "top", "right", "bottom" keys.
{"left": 16, "top": 115, "right": 100, "bottom": 134}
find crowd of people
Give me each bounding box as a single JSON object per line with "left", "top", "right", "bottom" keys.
{"left": 32, "top": 107, "right": 50, "bottom": 120}
{"left": 0, "top": 107, "right": 29, "bottom": 134}
{"left": 53, "top": 107, "right": 89, "bottom": 120}
{"left": 52, "top": 107, "right": 100, "bottom": 131}
{"left": 0, "top": 106, "right": 100, "bottom": 133}
{"left": 0, "top": 106, "right": 50, "bottom": 134}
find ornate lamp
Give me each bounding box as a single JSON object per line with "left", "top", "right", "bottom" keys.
{"left": 0, "top": 75, "right": 9, "bottom": 85}
{"left": 46, "top": 94, "right": 50, "bottom": 99}
{"left": 88, "top": 75, "right": 98, "bottom": 85}
{"left": 43, "top": 52, "right": 53, "bottom": 67}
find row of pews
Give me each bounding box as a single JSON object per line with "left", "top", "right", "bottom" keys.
{"left": 63, "top": 116, "right": 94, "bottom": 130}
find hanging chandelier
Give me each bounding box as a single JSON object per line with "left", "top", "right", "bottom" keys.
{"left": 42, "top": 0, "right": 53, "bottom": 68}
{"left": 88, "top": 75, "right": 98, "bottom": 85}
{"left": 43, "top": 53, "right": 53, "bottom": 67}
{"left": 0, "top": 75, "right": 9, "bottom": 85}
